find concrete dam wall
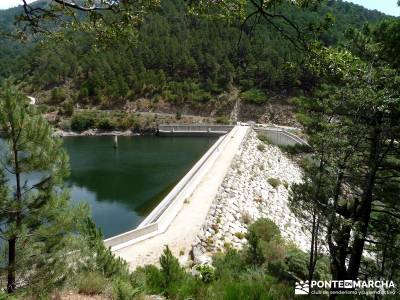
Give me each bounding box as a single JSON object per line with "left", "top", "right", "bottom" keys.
{"left": 158, "top": 124, "right": 234, "bottom": 137}
{"left": 104, "top": 124, "right": 307, "bottom": 253}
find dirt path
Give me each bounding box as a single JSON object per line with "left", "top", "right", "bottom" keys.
{"left": 113, "top": 126, "right": 249, "bottom": 269}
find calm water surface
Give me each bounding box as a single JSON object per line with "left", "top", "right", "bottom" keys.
{"left": 64, "top": 136, "right": 216, "bottom": 238}
{"left": 1, "top": 136, "right": 216, "bottom": 238}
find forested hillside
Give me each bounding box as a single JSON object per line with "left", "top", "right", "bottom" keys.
{"left": 0, "top": 0, "right": 391, "bottom": 121}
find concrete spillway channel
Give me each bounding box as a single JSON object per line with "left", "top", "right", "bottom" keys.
{"left": 104, "top": 125, "right": 250, "bottom": 268}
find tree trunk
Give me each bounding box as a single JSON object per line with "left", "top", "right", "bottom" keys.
{"left": 347, "top": 120, "right": 381, "bottom": 280}
{"left": 7, "top": 238, "right": 16, "bottom": 293}
{"left": 308, "top": 211, "right": 317, "bottom": 285}
{"left": 7, "top": 141, "right": 21, "bottom": 293}
{"left": 347, "top": 172, "right": 375, "bottom": 280}
{"left": 327, "top": 170, "right": 348, "bottom": 281}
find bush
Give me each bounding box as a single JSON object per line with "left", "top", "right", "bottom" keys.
{"left": 119, "top": 115, "right": 138, "bottom": 130}
{"left": 60, "top": 101, "right": 74, "bottom": 116}
{"left": 279, "top": 144, "right": 311, "bottom": 155}
{"left": 50, "top": 87, "right": 67, "bottom": 103}
{"left": 59, "top": 120, "right": 71, "bottom": 131}
{"left": 195, "top": 264, "right": 216, "bottom": 283}
{"left": 143, "top": 265, "right": 164, "bottom": 295}
{"left": 143, "top": 247, "right": 203, "bottom": 299}
{"left": 315, "top": 256, "right": 331, "bottom": 281}
{"left": 257, "top": 144, "right": 266, "bottom": 152}
{"left": 213, "top": 249, "right": 246, "bottom": 280}
{"left": 241, "top": 88, "right": 268, "bottom": 104}
{"left": 112, "top": 280, "right": 140, "bottom": 300}
{"left": 248, "top": 218, "right": 281, "bottom": 244}
{"left": 234, "top": 232, "right": 245, "bottom": 240}
{"left": 241, "top": 211, "right": 253, "bottom": 225}
{"left": 97, "top": 118, "right": 115, "bottom": 130}
{"left": 71, "top": 113, "right": 95, "bottom": 132}
{"left": 245, "top": 230, "right": 265, "bottom": 266}
{"left": 215, "top": 116, "right": 230, "bottom": 124}
{"left": 160, "top": 246, "right": 184, "bottom": 286}
{"left": 267, "top": 177, "right": 281, "bottom": 188}
{"left": 257, "top": 134, "right": 271, "bottom": 144}
{"left": 284, "top": 247, "right": 309, "bottom": 280}
{"left": 212, "top": 272, "right": 293, "bottom": 300}
{"left": 77, "top": 272, "right": 107, "bottom": 295}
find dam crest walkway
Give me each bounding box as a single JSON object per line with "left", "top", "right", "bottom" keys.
{"left": 113, "top": 125, "right": 249, "bottom": 268}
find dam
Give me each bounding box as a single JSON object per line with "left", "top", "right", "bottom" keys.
{"left": 106, "top": 123, "right": 308, "bottom": 268}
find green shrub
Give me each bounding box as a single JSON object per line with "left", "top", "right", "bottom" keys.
{"left": 50, "top": 87, "right": 67, "bottom": 103}
{"left": 143, "top": 265, "right": 164, "bottom": 295}
{"left": 267, "top": 177, "right": 281, "bottom": 188}
{"left": 213, "top": 249, "right": 246, "bottom": 280}
{"left": 315, "top": 256, "right": 331, "bottom": 281}
{"left": 77, "top": 272, "right": 107, "bottom": 295}
{"left": 278, "top": 143, "right": 311, "bottom": 155}
{"left": 119, "top": 115, "right": 138, "bottom": 130}
{"left": 143, "top": 247, "right": 203, "bottom": 299}
{"left": 196, "top": 264, "right": 216, "bottom": 283}
{"left": 245, "top": 230, "right": 265, "bottom": 266}
{"left": 159, "top": 246, "right": 185, "bottom": 294}
{"left": 284, "top": 247, "right": 309, "bottom": 280}
{"left": 215, "top": 116, "right": 230, "bottom": 124}
{"left": 241, "top": 88, "right": 268, "bottom": 104}
{"left": 248, "top": 218, "right": 281, "bottom": 244}
{"left": 60, "top": 101, "right": 74, "bottom": 116}
{"left": 71, "top": 113, "right": 95, "bottom": 132}
{"left": 59, "top": 120, "right": 71, "bottom": 131}
{"left": 112, "top": 279, "right": 140, "bottom": 300}
{"left": 257, "top": 134, "right": 271, "bottom": 144}
{"left": 97, "top": 118, "right": 115, "bottom": 130}
{"left": 234, "top": 232, "right": 245, "bottom": 240}
{"left": 81, "top": 219, "right": 131, "bottom": 280}
{"left": 257, "top": 143, "right": 266, "bottom": 152}
{"left": 211, "top": 272, "right": 293, "bottom": 300}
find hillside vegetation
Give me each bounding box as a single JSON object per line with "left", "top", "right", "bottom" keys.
{"left": 0, "top": 0, "right": 390, "bottom": 124}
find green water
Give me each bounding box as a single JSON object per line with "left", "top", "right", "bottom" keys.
{"left": 61, "top": 136, "right": 215, "bottom": 238}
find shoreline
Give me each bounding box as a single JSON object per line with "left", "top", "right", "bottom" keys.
{"left": 54, "top": 128, "right": 150, "bottom": 137}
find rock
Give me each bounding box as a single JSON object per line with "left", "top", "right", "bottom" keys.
{"left": 191, "top": 245, "right": 212, "bottom": 265}
{"left": 194, "top": 129, "right": 310, "bottom": 253}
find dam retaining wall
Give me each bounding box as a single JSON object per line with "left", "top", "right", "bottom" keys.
{"left": 158, "top": 124, "right": 234, "bottom": 137}
{"left": 104, "top": 124, "right": 307, "bottom": 251}
{"left": 104, "top": 126, "right": 239, "bottom": 250}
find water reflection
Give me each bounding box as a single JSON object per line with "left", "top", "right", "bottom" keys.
{"left": 1, "top": 136, "right": 216, "bottom": 238}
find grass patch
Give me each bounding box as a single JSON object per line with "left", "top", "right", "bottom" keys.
{"left": 234, "top": 232, "right": 245, "bottom": 240}
{"left": 267, "top": 178, "right": 281, "bottom": 188}
{"left": 241, "top": 211, "right": 253, "bottom": 225}
{"left": 257, "top": 144, "right": 266, "bottom": 152}
{"left": 76, "top": 272, "right": 108, "bottom": 296}
{"left": 215, "top": 116, "right": 230, "bottom": 124}
{"left": 257, "top": 134, "right": 271, "bottom": 144}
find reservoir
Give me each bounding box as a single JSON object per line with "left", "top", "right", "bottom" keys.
{"left": 1, "top": 136, "right": 216, "bottom": 238}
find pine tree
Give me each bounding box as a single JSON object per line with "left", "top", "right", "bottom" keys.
{"left": 0, "top": 82, "right": 88, "bottom": 295}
